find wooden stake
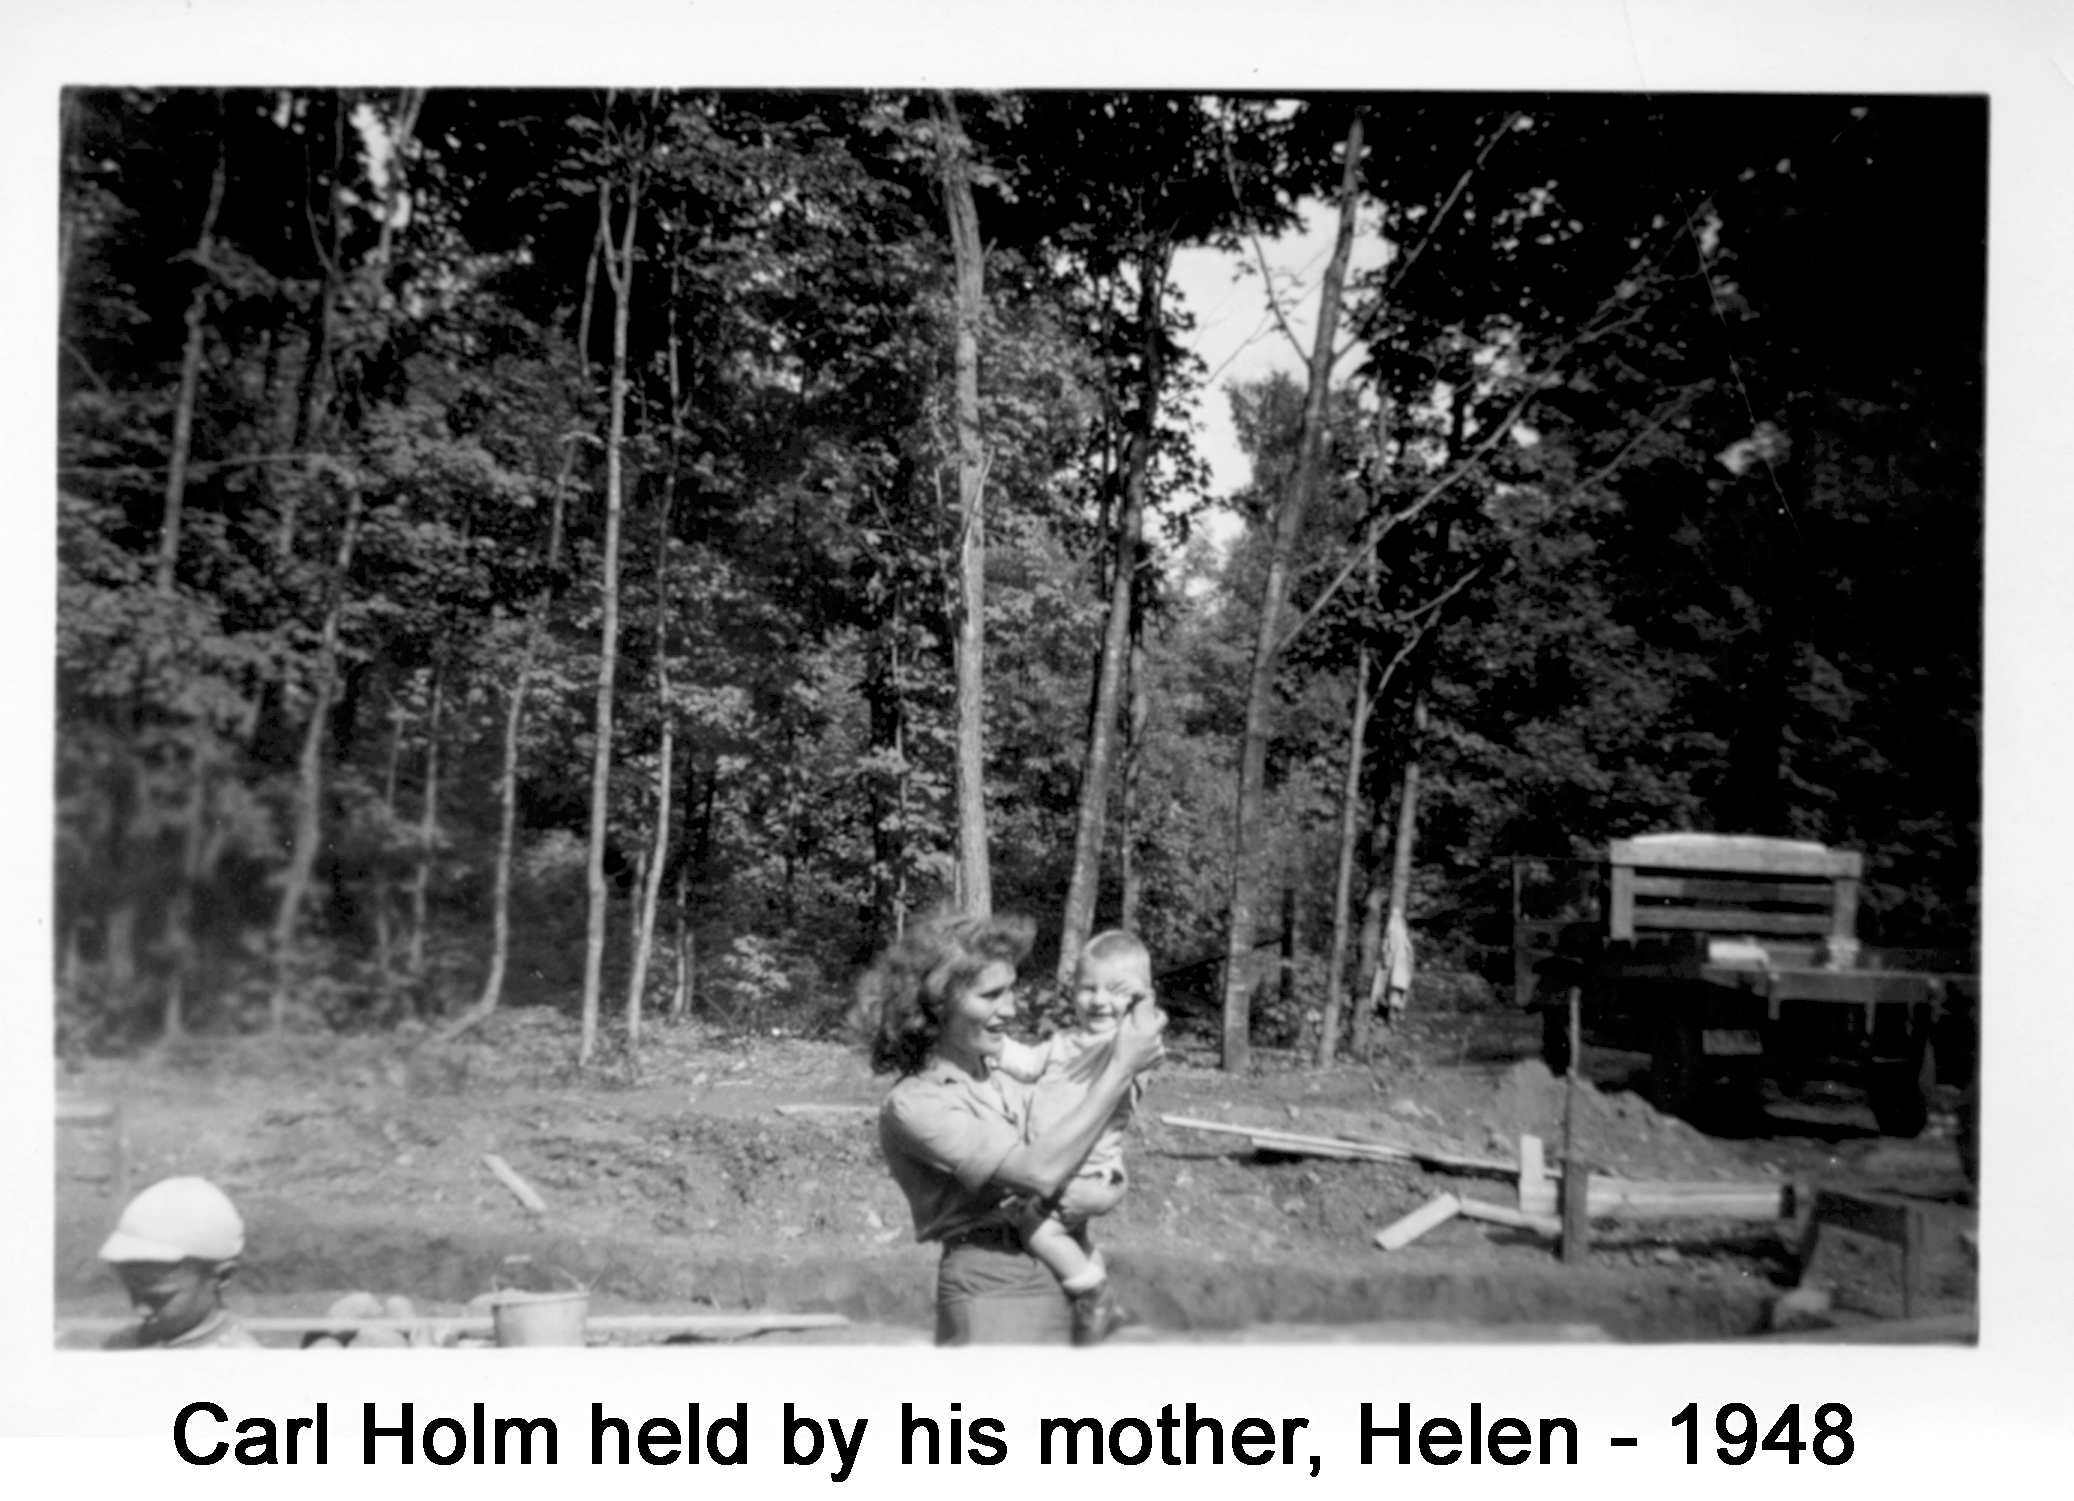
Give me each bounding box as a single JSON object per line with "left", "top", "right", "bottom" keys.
{"left": 1519, "top": 1134, "right": 1555, "bottom": 1217}
{"left": 1560, "top": 985, "right": 1589, "bottom": 1263}
{"left": 1560, "top": 1154, "right": 1592, "bottom": 1263}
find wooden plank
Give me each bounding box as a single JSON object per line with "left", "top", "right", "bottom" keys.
{"left": 57, "top": 1312, "right": 850, "bottom": 1339}
{"left": 1248, "top": 1133, "right": 1393, "bottom": 1162}
{"left": 1375, "top": 1194, "right": 1461, "bottom": 1251}
{"left": 1610, "top": 836, "right": 1861, "bottom": 879}
{"left": 1630, "top": 875, "right": 1836, "bottom": 907}
{"left": 1590, "top": 1177, "right": 1787, "bottom": 1198}
{"left": 1631, "top": 907, "right": 1833, "bottom": 936}
{"left": 1161, "top": 1115, "right": 1518, "bottom": 1176}
{"left": 1587, "top": 1182, "right": 1787, "bottom": 1220}
{"left": 1456, "top": 1198, "right": 1561, "bottom": 1236}
{"left": 483, "top": 1153, "right": 548, "bottom": 1214}
{"left": 1243, "top": 1129, "right": 1519, "bottom": 1176}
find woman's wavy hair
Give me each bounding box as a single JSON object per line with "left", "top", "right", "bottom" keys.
{"left": 852, "top": 912, "right": 1037, "bottom": 1076}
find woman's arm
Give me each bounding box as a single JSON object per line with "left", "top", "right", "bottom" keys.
{"left": 989, "top": 1002, "right": 1164, "bottom": 1198}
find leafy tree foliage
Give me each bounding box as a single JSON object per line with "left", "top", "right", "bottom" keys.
{"left": 55, "top": 90, "right": 1980, "bottom": 1059}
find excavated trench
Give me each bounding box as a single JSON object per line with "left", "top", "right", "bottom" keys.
{"left": 56, "top": 1207, "right": 1779, "bottom": 1342}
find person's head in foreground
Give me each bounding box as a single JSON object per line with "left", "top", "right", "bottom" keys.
{"left": 859, "top": 911, "right": 1038, "bottom": 1076}
{"left": 98, "top": 1176, "right": 256, "bottom": 1348}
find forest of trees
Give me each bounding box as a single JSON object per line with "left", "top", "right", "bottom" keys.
{"left": 55, "top": 89, "right": 1983, "bottom": 1066}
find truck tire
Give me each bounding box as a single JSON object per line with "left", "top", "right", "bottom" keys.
{"left": 1648, "top": 1012, "right": 1706, "bottom": 1121}
{"left": 1868, "top": 1037, "right": 1936, "bottom": 1138}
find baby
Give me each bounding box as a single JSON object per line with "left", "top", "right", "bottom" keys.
{"left": 995, "top": 929, "right": 1152, "bottom": 1345}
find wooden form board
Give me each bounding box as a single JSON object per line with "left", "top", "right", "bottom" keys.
{"left": 1161, "top": 1114, "right": 1517, "bottom": 1176}
{"left": 1801, "top": 1188, "right": 1934, "bottom": 1320}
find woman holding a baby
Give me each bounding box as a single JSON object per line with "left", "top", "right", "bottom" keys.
{"left": 858, "top": 913, "right": 1166, "bottom": 1346}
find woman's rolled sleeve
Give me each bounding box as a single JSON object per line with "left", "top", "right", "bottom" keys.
{"left": 888, "top": 1086, "right": 1020, "bottom": 1188}
{"left": 880, "top": 1068, "right": 1033, "bottom": 1242}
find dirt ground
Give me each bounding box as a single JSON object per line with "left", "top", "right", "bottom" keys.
{"left": 52, "top": 984, "right": 1977, "bottom": 1345}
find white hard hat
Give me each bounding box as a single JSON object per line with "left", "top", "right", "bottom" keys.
{"left": 98, "top": 1176, "right": 245, "bottom": 1264}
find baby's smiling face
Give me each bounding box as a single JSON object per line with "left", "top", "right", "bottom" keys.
{"left": 1071, "top": 950, "right": 1152, "bottom": 1037}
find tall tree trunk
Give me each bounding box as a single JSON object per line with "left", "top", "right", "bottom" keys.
{"left": 1056, "top": 242, "right": 1171, "bottom": 989}
{"left": 59, "top": 89, "right": 86, "bottom": 299}
{"left": 370, "top": 89, "right": 425, "bottom": 268}
{"left": 580, "top": 158, "right": 644, "bottom": 1067}
{"left": 1349, "top": 805, "right": 1391, "bottom": 1056}
{"left": 937, "top": 94, "right": 993, "bottom": 916}
{"left": 1219, "top": 112, "right": 1364, "bottom": 1071}
{"left": 160, "top": 764, "right": 210, "bottom": 1039}
{"left": 1353, "top": 696, "right": 1425, "bottom": 1056}
{"left": 373, "top": 704, "right": 406, "bottom": 999}
{"left": 267, "top": 478, "right": 365, "bottom": 1030}
{"left": 281, "top": 91, "right": 349, "bottom": 561}
{"left": 627, "top": 461, "right": 681, "bottom": 1051}
{"left": 628, "top": 227, "right": 692, "bottom": 1046}
{"left": 669, "top": 862, "right": 692, "bottom": 1020}
{"left": 1317, "top": 407, "right": 1394, "bottom": 1066}
{"left": 1315, "top": 642, "right": 1374, "bottom": 1066}
{"left": 865, "top": 602, "right": 906, "bottom": 935}
{"left": 157, "top": 114, "right": 226, "bottom": 596}
{"left": 1118, "top": 626, "right": 1150, "bottom": 932}
{"left": 406, "top": 669, "right": 445, "bottom": 988}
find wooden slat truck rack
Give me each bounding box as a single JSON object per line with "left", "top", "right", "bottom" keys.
{"left": 1513, "top": 833, "right": 1976, "bottom": 1135}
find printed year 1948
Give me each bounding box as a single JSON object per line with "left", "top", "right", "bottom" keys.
{"left": 1671, "top": 1402, "right": 1853, "bottom": 1465}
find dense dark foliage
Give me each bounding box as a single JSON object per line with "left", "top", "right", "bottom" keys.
{"left": 56, "top": 89, "right": 1981, "bottom": 1054}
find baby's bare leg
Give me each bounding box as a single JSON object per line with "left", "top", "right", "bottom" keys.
{"left": 1020, "top": 1212, "right": 1104, "bottom": 1293}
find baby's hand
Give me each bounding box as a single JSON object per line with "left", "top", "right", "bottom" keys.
{"left": 1114, "top": 991, "right": 1167, "bottom": 1074}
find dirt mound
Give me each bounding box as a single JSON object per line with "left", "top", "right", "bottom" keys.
{"left": 1483, "top": 1060, "right": 1755, "bottom": 1180}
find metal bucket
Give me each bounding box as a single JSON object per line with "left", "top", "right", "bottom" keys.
{"left": 491, "top": 1290, "right": 589, "bottom": 1347}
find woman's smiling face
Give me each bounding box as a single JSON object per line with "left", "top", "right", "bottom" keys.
{"left": 938, "top": 960, "right": 1018, "bottom": 1069}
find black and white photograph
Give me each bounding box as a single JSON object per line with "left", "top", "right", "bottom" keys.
{"left": 7, "top": 0, "right": 2071, "bottom": 1489}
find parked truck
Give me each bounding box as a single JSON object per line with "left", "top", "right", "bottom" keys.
{"left": 1513, "top": 832, "right": 1977, "bottom": 1136}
